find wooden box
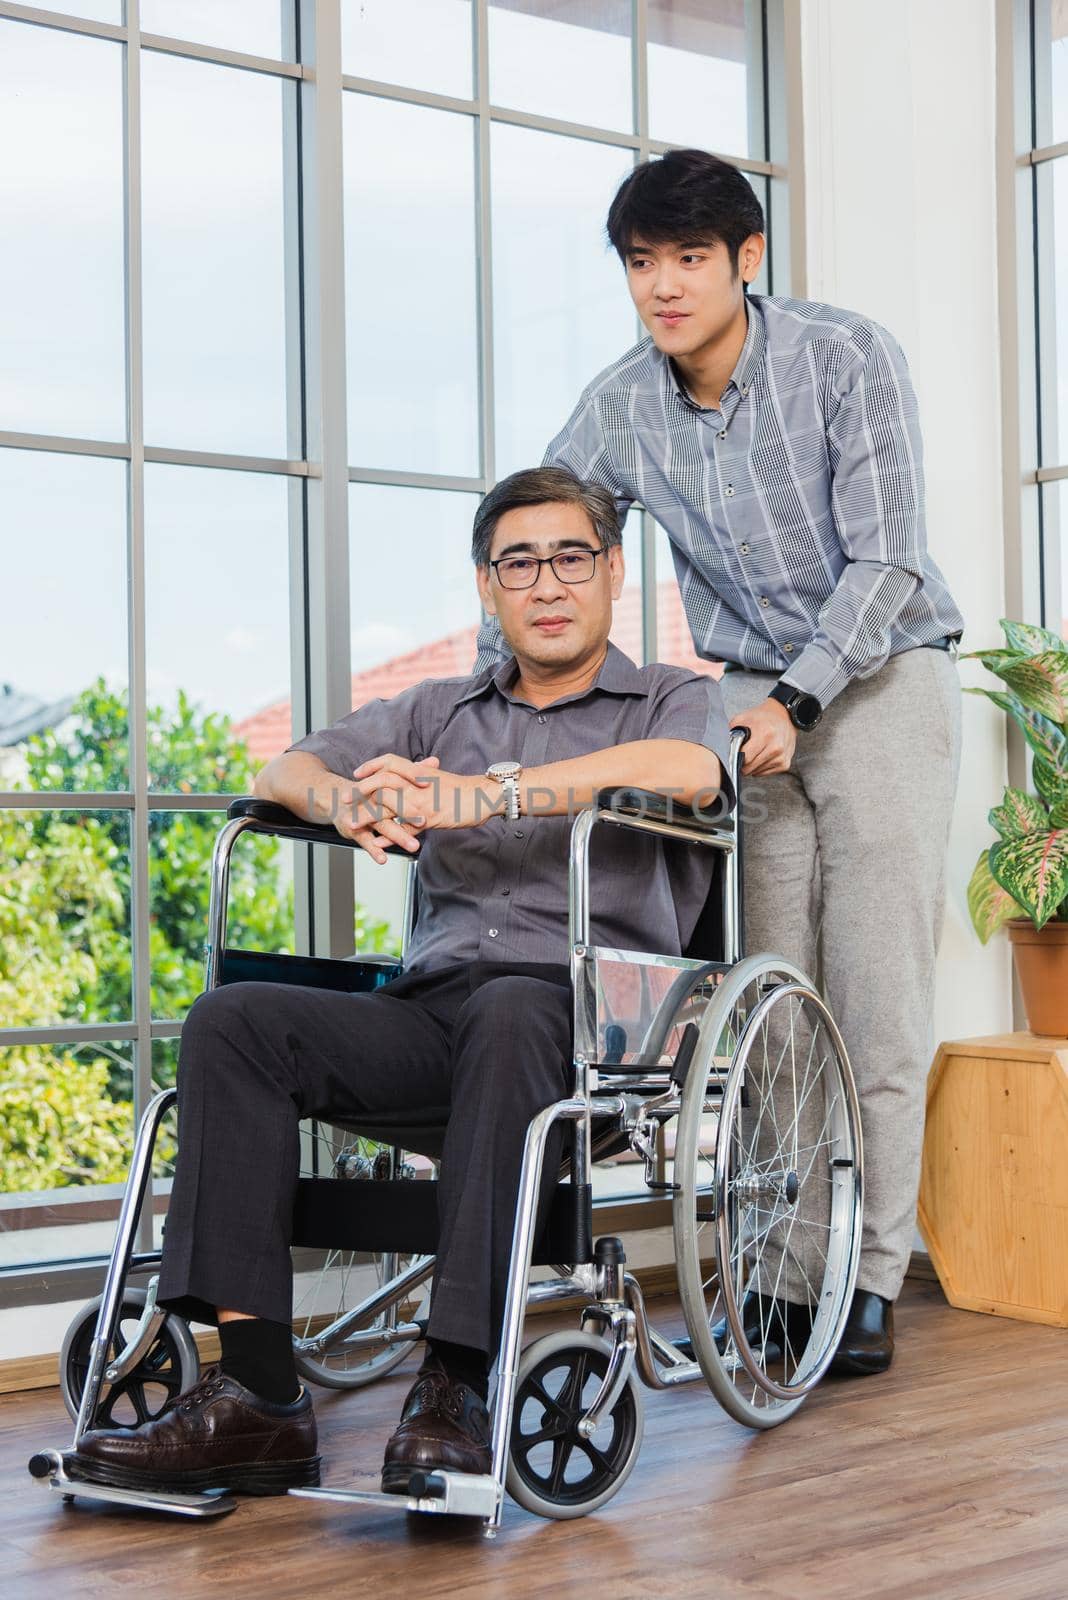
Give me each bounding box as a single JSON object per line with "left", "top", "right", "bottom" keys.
{"left": 918, "top": 1033, "right": 1068, "bottom": 1326}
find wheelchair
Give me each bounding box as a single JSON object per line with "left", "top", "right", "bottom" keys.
{"left": 30, "top": 728, "right": 863, "bottom": 1534}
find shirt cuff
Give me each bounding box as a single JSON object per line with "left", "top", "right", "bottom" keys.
{"left": 778, "top": 642, "right": 854, "bottom": 709}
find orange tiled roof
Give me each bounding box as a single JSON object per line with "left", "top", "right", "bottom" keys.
{"left": 233, "top": 582, "right": 720, "bottom": 767}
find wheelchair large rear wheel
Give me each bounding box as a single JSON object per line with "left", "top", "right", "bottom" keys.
{"left": 673, "top": 954, "right": 863, "bottom": 1429}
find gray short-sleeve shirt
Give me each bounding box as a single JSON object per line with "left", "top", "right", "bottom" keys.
{"left": 288, "top": 643, "right": 733, "bottom": 973}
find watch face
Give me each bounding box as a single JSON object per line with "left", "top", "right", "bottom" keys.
{"left": 792, "top": 694, "right": 823, "bottom": 731}
{"left": 486, "top": 761, "right": 521, "bottom": 780}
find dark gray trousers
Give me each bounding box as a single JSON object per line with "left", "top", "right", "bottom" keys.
{"left": 156, "top": 960, "right": 573, "bottom": 1357}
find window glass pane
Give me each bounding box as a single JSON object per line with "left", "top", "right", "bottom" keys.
{"left": 0, "top": 21, "right": 125, "bottom": 440}
{"left": 489, "top": 0, "right": 632, "bottom": 133}
{"left": 344, "top": 95, "right": 479, "bottom": 476}
{"left": 607, "top": 508, "right": 645, "bottom": 663}
{"left": 0, "top": 808, "right": 132, "bottom": 1028}
{"left": 0, "top": 450, "right": 128, "bottom": 793}
{"left": 648, "top": 0, "right": 758, "bottom": 159}
{"left": 1049, "top": 157, "right": 1068, "bottom": 464}
{"left": 1046, "top": 480, "right": 1068, "bottom": 639}
{"left": 492, "top": 124, "right": 635, "bottom": 478}
{"left": 140, "top": 1, "right": 287, "bottom": 59}
{"left": 148, "top": 819, "right": 294, "bottom": 1020}
{"left": 0, "top": 1040, "right": 134, "bottom": 1270}
{"left": 144, "top": 464, "right": 291, "bottom": 791}
{"left": 341, "top": 0, "right": 472, "bottom": 99}
{"left": 349, "top": 483, "right": 481, "bottom": 685}
{"left": 53, "top": 3, "right": 122, "bottom": 19}
{"left": 1049, "top": 2, "right": 1068, "bottom": 144}
{"left": 749, "top": 176, "right": 771, "bottom": 294}
{"left": 141, "top": 54, "right": 290, "bottom": 456}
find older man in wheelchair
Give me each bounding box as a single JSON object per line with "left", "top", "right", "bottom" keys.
{"left": 38, "top": 463, "right": 862, "bottom": 1529}
{"left": 63, "top": 465, "right": 743, "bottom": 1496}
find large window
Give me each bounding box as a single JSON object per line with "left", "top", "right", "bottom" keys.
{"left": 0, "top": 1, "right": 788, "bottom": 1303}
{"left": 1018, "top": 0, "right": 1068, "bottom": 632}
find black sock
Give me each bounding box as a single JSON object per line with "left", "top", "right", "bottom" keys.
{"left": 218, "top": 1317, "right": 300, "bottom": 1405}
{"left": 422, "top": 1338, "right": 489, "bottom": 1402}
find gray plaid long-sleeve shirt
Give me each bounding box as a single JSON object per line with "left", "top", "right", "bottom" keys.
{"left": 475, "top": 294, "right": 964, "bottom": 707}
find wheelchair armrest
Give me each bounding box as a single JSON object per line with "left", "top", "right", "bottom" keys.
{"left": 226, "top": 796, "right": 402, "bottom": 853}
{"left": 595, "top": 787, "right": 732, "bottom": 840}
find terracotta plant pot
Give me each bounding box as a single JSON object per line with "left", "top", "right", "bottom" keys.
{"left": 1007, "top": 918, "right": 1068, "bottom": 1037}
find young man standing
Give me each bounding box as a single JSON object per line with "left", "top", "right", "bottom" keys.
{"left": 476, "top": 150, "right": 964, "bottom": 1375}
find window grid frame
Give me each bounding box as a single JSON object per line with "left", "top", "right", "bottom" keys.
{"left": 1019, "top": 0, "right": 1066, "bottom": 623}
{"left": 0, "top": 0, "right": 790, "bottom": 1280}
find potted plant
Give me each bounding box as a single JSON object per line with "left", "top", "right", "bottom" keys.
{"left": 965, "top": 619, "right": 1068, "bottom": 1036}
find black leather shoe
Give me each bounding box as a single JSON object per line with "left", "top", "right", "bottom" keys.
{"left": 381, "top": 1369, "right": 491, "bottom": 1493}
{"left": 710, "top": 1290, "right": 815, "bottom": 1364}
{"left": 828, "top": 1289, "right": 894, "bottom": 1377}
{"left": 67, "top": 1366, "right": 320, "bottom": 1496}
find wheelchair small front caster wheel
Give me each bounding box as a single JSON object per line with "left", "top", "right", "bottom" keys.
{"left": 60, "top": 1289, "right": 199, "bottom": 1429}
{"left": 506, "top": 1330, "right": 643, "bottom": 1520}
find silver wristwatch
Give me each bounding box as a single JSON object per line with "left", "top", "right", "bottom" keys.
{"left": 486, "top": 761, "right": 522, "bottom": 822}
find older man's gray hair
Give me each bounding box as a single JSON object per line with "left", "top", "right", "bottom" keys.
{"left": 471, "top": 467, "right": 622, "bottom": 567}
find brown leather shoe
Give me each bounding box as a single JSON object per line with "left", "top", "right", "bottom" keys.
{"left": 381, "top": 1369, "right": 491, "bottom": 1493}
{"left": 67, "top": 1365, "right": 320, "bottom": 1496}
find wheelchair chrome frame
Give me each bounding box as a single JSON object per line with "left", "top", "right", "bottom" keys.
{"left": 34, "top": 731, "right": 752, "bottom": 1531}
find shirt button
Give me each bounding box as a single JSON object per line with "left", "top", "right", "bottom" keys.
{"left": 488, "top": 928, "right": 499, "bottom": 938}
{"left": 717, "top": 429, "right": 726, "bottom": 440}
{"left": 740, "top": 543, "right": 750, "bottom": 554}
{"left": 501, "top": 888, "right": 510, "bottom": 896}
{"left": 741, "top": 384, "right": 749, "bottom": 395}
{"left": 537, "top": 714, "right": 547, "bottom": 725}
{"left": 725, "top": 486, "right": 735, "bottom": 497}
{"left": 513, "top": 829, "right": 524, "bottom": 838}
{"left": 760, "top": 596, "right": 770, "bottom": 607}
{"left": 784, "top": 642, "right": 794, "bottom": 653}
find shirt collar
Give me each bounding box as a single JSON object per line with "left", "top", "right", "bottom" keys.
{"left": 456, "top": 640, "right": 650, "bottom": 709}
{"left": 659, "top": 294, "right": 768, "bottom": 413}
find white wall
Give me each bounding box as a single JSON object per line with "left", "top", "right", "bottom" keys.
{"left": 799, "top": 0, "right": 1014, "bottom": 1054}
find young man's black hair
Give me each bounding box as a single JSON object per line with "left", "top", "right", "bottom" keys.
{"left": 605, "top": 148, "right": 765, "bottom": 279}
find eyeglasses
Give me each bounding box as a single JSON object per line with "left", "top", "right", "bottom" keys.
{"left": 489, "top": 547, "right": 606, "bottom": 589}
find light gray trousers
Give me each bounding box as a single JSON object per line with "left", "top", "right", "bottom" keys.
{"left": 718, "top": 646, "right": 962, "bottom": 1303}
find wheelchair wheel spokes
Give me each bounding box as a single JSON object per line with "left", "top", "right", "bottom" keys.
{"left": 292, "top": 1246, "right": 431, "bottom": 1389}
{"left": 506, "top": 1331, "right": 644, "bottom": 1520}
{"left": 674, "top": 954, "right": 863, "bottom": 1430}
{"left": 292, "top": 1124, "right": 432, "bottom": 1390}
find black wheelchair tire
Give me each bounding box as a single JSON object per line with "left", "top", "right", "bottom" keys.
{"left": 60, "top": 1289, "right": 200, "bottom": 1429}
{"left": 506, "top": 1330, "right": 644, "bottom": 1519}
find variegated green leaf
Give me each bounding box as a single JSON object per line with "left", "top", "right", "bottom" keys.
{"left": 999, "top": 619, "right": 1067, "bottom": 656}
{"left": 990, "top": 829, "right": 1068, "bottom": 928}
{"left": 1033, "top": 755, "right": 1068, "bottom": 806}
{"left": 997, "top": 650, "right": 1068, "bottom": 724}
{"left": 965, "top": 687, "right": 1068, "bottom": 772}
{"left": 960, "top": 647, "right": 1026, "bottom": 672}
{"left": 1050, "top": 797, "right": 1068, "bottom": 829}
{"left": 967, "top": 849, "right": 1024, "bottom": 943}
{"left": 988, "top": 787, "right": 1049, "bottom": 839}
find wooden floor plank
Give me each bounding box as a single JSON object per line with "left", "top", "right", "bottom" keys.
{"left": 1, "top": 1281, "right": 1066, "bottom": 1600}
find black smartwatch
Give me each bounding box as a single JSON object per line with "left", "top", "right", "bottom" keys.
{"left": 767, "top": 680, "right": 823, "bottom": 731}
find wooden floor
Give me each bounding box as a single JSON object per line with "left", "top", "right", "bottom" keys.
{"left": 2, "top": 1280, "right": 1067, "bottom": 1600}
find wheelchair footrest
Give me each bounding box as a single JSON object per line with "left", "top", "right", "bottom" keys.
{"left": 290, "top": 1470, "right": 499, "bottom": 1520}
{"left": 29, "top": 1449, "right": 237, "bottom": 1518}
